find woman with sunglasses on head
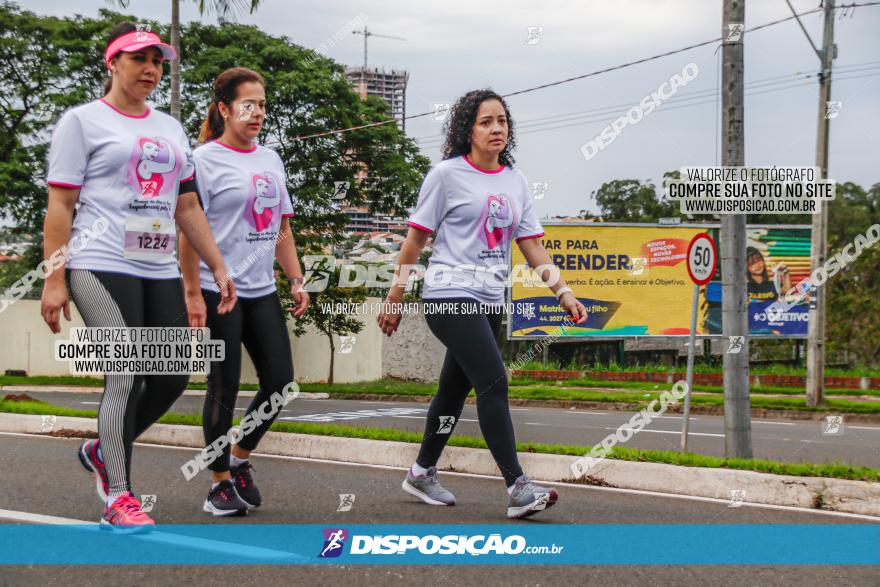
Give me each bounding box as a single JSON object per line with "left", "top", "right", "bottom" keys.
{"left": 378, "top": 89, "right": 588, "bottom": 519}
{"left": 179, "top": 67, "right": 309, "bottom": 517}
{"left": 41, "top": 22, "right": 236, "bottom": 532}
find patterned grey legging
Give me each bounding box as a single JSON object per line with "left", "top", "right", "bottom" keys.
{"left": 67, "top": 269, "right": 190, "bottom": 499}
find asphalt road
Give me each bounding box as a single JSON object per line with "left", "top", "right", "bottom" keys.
{"left": 22, "top": 390, "right": 880, "bottom": 468}
{"left": 1, "top": 433, "right": 877, "bottom": 586}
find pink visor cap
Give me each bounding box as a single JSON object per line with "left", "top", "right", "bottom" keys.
{"left": 104, "top": 30, "right": 177, "bottom": 70}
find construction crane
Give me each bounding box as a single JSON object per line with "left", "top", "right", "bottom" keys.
{"left": 352, "top": 25, "right": 406, "bottom": 71}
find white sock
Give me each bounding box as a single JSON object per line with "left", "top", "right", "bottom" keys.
{"left": 230, "top": 455, "right": 248, "bottom": 468}
{"left": 106, "top": 491, "right": 126, "bottom": 507}
{"left": 411, "top": 463, "right": 429, "bottom": 477}
{"left": 211, "top": 481, "right": 223, "bottom": 490}
{"left": 507, "top": 484, "right": 517, "bottom": 495}
{"left": 96, "top": 445, "right": 103, "bottom": 462}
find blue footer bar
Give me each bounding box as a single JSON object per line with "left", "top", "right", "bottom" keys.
{"left": 0, "top": 524, "right": 877, "bottom": 565}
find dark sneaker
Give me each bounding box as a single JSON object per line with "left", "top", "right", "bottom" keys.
{"left": 507, "top": 474, "right": 558, "bottom": 519}
{"left": 202, "top": 480, "right": 249, "bottom": 517}
{"left": 231, "top": 461, "right": 261, "bottom": 509}
{"left": 401, "top": 466, "right": 455, "bottom": 506}
{"left": 78, "top": 439, "right": 109, "bottom": 502}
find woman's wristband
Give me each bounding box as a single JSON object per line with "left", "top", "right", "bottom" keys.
{"left": 555, "top": 286, "right": 573, "bottom": 299}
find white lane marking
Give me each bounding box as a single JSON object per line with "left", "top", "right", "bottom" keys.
{"left": 279, "top": 407, "right": 428, "bottom": 423}
{"left": 4, "top": 432, "right": 878, "bottom": 522}
{"left": 391, "top": 415, "right": 478, "bottom": 423}
{"left": 0, "top": 509, "right": 301, "bottom": 561}
{"left": 0, "top": 509, "right": 95, "bottom": 525}
{"left": 849, "top": 426, "right": 880, "bottom": 431}
{"left": 603, "top": 427, "right": 724, "bottom": 438}
{"left": 80, "top": 402, "right": 101, "bottom": 405}
{"left": 566, "top": 411, "right": 608, "bottom": 416}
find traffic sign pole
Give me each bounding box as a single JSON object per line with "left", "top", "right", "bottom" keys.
{"left": 681, "top": 282, "right": 699, "bottom": 452}
{"left": 682, "top": 233, "right": 717, "bottom": 452}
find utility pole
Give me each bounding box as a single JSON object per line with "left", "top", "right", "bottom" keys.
{"left": 805, "top": 0, "right": 836, "bottom": 407}
{"left": 170, "top": 0, "right": 180, "bottom": 121}
{"left": 720, "top": 0, "right": 752, "bottom": 458}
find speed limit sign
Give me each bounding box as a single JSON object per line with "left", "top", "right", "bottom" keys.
{"left": 686, "top": 233, "right": 717, "bottom": 285}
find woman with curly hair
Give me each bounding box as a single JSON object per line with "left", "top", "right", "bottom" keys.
{"left": 378, "top": 89, "right": 587, "bottom": 518}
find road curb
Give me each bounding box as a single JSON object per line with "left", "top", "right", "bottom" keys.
{"left": 3, "top": 413, "right": 877, "bottom": 518}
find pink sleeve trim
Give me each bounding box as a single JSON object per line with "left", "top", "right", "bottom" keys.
{"left": 515, "top": 232, "right": 545, "bottom": 243}
{"left": 282, "top": 213, "right": 295, "bottom": 218}
{"left": 48, "top": 181, "right": 82, "bottom": 189}
{"left": 179, "top": 172, "right": 195, "bottom": 182}
{"left": 407, "top": 221, "right": 433, "bottom": 233}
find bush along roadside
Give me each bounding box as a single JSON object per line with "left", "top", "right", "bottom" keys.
{"left": 512, "top": 369, "right": 880, "bottom": 390}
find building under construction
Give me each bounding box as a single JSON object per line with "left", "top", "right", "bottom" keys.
{"left": 340, "top": 66, "right": 411, "bottom": 233}
{"left": 346, "top": 67, "right": 409, "bottom": 132}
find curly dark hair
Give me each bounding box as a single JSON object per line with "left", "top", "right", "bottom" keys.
{"left": 441, "top": 89, "right": 516, "bottom": 167}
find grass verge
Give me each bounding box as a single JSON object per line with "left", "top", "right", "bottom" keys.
{"left": 2, "top": 397, "right": 877, "bottom": 483}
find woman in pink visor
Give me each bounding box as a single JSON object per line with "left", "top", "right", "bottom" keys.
{"left": 41, "top": 22, "right": 236, "bottom": 533}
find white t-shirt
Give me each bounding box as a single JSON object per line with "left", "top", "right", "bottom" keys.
{"left": 407, "top": 155, "right": 544, "bottom": 304}
{"left": 193, "top": 141, "right": 295, "bottom": 298}
{"left": 47, "top": 99, "right": 195, "bottom": 279}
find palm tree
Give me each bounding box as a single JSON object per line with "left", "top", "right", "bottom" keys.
{"left": 108, "top": 0, "right": 262, "bottom": 120}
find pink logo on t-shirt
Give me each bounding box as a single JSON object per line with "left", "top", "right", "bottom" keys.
{"left": 479, "top": 194, "right": 518, "bottom": 250}
{"left": 127, "top": 137, "right": 182, "bottom": 199}
{"left": 244, "top": 172, "right": 283, "bottom": 232}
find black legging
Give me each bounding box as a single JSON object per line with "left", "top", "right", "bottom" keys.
{"left": 67, "top": 269, "right": 190, "bottom": 497}
{"left": 202, "top": 290, "right": 294, "bottom": 472}
{"left": 416, "top": 297, "right": 523, "bottom": 486}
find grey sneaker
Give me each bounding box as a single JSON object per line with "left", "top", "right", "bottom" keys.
{"left": 507, "top": 475, "right": 558, "bottom": 519}
{"left": 401, "top": 466, "right": 456, "bottom": 506}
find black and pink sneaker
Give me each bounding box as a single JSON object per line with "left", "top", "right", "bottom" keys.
{"left": 231, "top": 461, "right": 261, "bottom": 509}
{"left": 203, "top": 479, "right": 249, "bottom": 517}
{"left": 77, "top": 439, "right": 109, "bottom": 502}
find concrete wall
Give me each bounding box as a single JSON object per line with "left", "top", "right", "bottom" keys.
{"left": 0, "top": 299, "right": 382, "bottom": 384}
{"left": 380, "top": 305, "right": 445, "bottom": 382}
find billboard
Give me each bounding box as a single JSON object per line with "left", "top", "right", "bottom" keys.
{"left": 508, "top": 223, "right": 811, "bottom": 339}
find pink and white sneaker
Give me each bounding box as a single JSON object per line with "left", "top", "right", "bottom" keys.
{"left": 100, "top": 493, "right": 155, "bottom": 533}
{"left": 77, "top": 439, "right": 109, "bottom": 502}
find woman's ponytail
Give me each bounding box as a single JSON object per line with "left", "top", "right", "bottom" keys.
{"left": 198, "top": 101, "right": 225, "bottom": 144}
{"left": 197, "top": 67, "right": 265, "bottom": 145}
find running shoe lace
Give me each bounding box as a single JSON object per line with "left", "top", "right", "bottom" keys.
{"left": 234, "top": 463, "right": 254, "bottom": 488}
{"left": 116, "top": 494, "right": 147, "bottom": 520}
{"left": 219, "top": 485, "right": 234, "bottom": 501}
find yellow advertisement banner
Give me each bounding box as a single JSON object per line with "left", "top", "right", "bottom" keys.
{"left": 510, "top": 224, "right": 708, "bottom": 337}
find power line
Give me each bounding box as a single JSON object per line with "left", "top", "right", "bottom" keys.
{"left": 413, "top": 62, "right": 878, "bottom": 143}
{"left": 415, "top": 69, "right": 880, "bottom": 146}
{"left": 293, "top": 1, "right": 880, "bottom": 142}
